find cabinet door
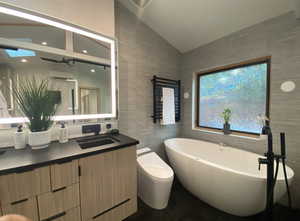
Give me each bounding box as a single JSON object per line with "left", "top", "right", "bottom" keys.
{"left": 37, "top": 183, "right": 80, "bottom": 221}
{"left": 79, "top": 151, "right": 114, "bottom": 221}
{"left": 0, "top": 166, "right": 50, "bottom": 205}
{"left": 50, "top": 160, "right": 79, "bottom": 191}
{"left": 2, "top": 197, "right": 39, "bottom": 221}
{"left": 79, "top": 146, "right": 137, "bottom": 221}
{"left": 112, "top": 146, "right": 137, "bottom": 219}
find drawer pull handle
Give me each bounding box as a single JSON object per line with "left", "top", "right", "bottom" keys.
{"left": 92, "top": 198, "right": 130, "bottom": 219}
{"left": 52, "top": 186, "right": 66, "bottom": 192}
{"left": 42, "top": 211, "right": 66, "bottom": 221}
{"left": 11, "top": 198, "right": 28, "bottom": 205}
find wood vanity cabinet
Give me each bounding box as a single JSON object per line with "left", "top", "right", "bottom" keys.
{"left": 50, "top": 160, "right": 79, "bottom": 191}
{"left": 79, "top": 146, "right": 137, "bottom": 221}
{"left": 0, "top": 166, "right": 50, "bottom": 204}
{"left": 0, "top": 146, "right": 137, "bottom": 221}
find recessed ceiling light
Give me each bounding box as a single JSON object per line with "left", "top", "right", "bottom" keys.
{"left": 90, "top": 69, "right": 95, "bottom": 73}
{"left": 82, "top": 50, "right": 88, "bottom": 54}
{"left": 21, "top": 58, "right": 28, "bottom": 63}
{"left": 41, "top": 41, "right": 47, "bottom": 45}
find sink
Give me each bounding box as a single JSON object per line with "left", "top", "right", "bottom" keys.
{"left": 76, "top": 135, "right": 118, "bottom": 149}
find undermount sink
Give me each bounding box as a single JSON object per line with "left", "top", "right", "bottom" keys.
{"left": 76, "top": 135, "right": 118, "bottom": 149}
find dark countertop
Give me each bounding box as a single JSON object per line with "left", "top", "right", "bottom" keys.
{"left": 0, "top": 133, "right": 139, "bottom": 175}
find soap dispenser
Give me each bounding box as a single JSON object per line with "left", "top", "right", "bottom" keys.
{"left": 14, "top": 125, "right": 26, "bottom": 149}
{"left": 59, "top": 122, "right": 68, "bottom": 143}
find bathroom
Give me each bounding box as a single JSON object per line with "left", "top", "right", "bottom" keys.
{"left": 0, "top": 0, "right": 299, "bottom": 221}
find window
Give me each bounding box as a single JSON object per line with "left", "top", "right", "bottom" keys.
{"left": 196, "top": 57, "right": 270, "bottom": 135}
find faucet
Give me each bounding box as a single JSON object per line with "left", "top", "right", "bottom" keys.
{"left": 258, "top": 126, "right": 291, "bottom": 221}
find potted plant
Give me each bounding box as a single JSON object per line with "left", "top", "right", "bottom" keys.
{"left": 221, "top": 108, "right": 232, "bottom": 135}
{"left": 14, "top": 77, "right": 58, "bottom": 149}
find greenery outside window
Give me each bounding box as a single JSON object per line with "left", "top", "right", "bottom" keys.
{"left": 196, "top": 57, "right": 271, "bottom": 135}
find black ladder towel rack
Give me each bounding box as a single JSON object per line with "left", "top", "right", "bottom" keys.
{"left": 151, "top": 75, "right": 181, "bottom": 123}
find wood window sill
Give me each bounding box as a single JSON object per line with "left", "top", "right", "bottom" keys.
{"left": 193, "top": 127, "right": 261, "bottom": 140}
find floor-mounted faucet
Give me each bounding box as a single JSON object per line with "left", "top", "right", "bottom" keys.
{"left": 258, "top": 125, "right": 292, "bottom": 221}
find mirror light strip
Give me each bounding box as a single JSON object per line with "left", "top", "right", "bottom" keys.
{"left": 0, "top": 5, "right": 117, "bottom": 124}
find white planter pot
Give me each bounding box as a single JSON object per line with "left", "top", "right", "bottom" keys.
{"left": 28, "top": 130, "right": 51, "bottom": 149}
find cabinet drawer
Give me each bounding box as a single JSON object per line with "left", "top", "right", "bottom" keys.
{"left": 0, "top": 166, "right": 50, "bottom": 205}
{"left": 40, "top": 207, "right": 81, "bottom": 221}
{"left": 2, "top": 197, "right": 39, "bottom": 221}
{"left": 50, "top": 160, "right": 79, "bottom": 191}
{"left": 88, "top": 199, "right": 135, "bottom": 221}
{"left": 37, "top": 183, "right": 80, "bottom": 221}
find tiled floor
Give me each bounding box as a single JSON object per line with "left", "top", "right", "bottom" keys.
{"left": 125, "top": 179, "right": 300, "bottom": 221}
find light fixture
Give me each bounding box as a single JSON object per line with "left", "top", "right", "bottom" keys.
{"left": 41, "top": 41, "right": 47, "bottom": 45}
{"left": 90, "top": 69, "right": 95, "bottom": 73}
{"left": 0, "top": 5, "right": 117, "bottom": 124}
{"left": 21, "top": 58, "right": 28, "bottom": 63}
{"left": 82, "top": 50, "right": 88, "bottom": 54}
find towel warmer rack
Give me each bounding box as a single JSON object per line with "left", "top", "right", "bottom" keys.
{"left": 151, "top": 75, "right": 181, "bottom": 123}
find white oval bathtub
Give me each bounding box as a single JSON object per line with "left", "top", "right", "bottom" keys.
{"left": 164, "top": 138, "right": 294, "bottom": 217}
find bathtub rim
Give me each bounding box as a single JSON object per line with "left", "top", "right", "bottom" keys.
{"left": 164, "top": 138, "right": 294, "bottom": 181}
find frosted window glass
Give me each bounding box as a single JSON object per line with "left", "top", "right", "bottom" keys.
{"left": 199, "top": 62, "right": 268, "bottom": 134}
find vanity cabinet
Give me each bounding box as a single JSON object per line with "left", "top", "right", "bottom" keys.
{"left": 1, "top": 197, "right": 39, "bottom": 221}
{"left": 50, "top": 160, "right": 79, "bottom": 191}
{"left": 0, "top": 166, "right": 50, "bottom": 205}
{"left": 0, "top": 146, "right": 137, "bottom": 221}
{"left": 37, "top": 183, "right": 80, "bottom": 221}
{"left": 79, "top": 146, "right": 137, "bottom": 221}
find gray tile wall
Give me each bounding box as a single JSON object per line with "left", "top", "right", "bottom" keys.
{"left": 115, "top": 3, "right": 181, "bottom": 158}
{"left": 180, "top": 12, "right": 300, "bottom": 208}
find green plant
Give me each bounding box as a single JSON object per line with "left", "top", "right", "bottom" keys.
{"left": 221, "top": 108, "right": 232, "bottom": 124}
{"left": 14, "top": 77, "right": 58, "bottom": 132}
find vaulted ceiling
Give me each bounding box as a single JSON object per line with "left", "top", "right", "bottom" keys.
{"left": 118, "top": 0, "right": 294, "bottom": 53}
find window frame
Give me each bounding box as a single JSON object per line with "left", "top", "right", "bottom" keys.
{"left": 195, "top": 56, "right": 271, "bottom": 136}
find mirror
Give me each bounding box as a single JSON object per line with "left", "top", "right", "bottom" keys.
{"left": 0, "top": 5, "right": 117, "bottom": 125}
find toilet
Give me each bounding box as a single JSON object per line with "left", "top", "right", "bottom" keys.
{"left": 137, "top": 147, "right": 174, "bottom": 210}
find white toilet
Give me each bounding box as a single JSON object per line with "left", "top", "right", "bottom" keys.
{"left": 137, "top": 147, "right": 174, "bottom": 210}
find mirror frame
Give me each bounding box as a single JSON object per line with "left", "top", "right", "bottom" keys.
{"left": 0, "top": 4, "right": 117, "bottom": 124}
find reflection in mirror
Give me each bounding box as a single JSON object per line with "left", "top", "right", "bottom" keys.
{"left": 80, "top": 87, "right": 100, "bottom": 114}
{"left": 0, "top": 6, "right": 116, "bottom": 125}
{"left": 0, "top": 48, "right": 112, "bottom": 120}
{"left": 73, "top": 33, "right": 110, "bottom": 59}
{"left": 0, "top": 12, "right": 65, "bottom": 49}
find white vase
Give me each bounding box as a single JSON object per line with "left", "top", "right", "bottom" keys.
{"left": 28, "top": 130, "right": 51, "bottom": 150}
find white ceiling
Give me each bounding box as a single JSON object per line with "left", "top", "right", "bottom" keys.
{"left": 119, "top": 0, "right": 293, "bottom": 53}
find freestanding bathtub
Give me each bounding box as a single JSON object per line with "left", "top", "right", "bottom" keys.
{"left": 164, "top": 138, "right": 294, "bottom": 217}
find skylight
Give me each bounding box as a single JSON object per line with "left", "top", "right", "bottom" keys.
{"left": 4, "top": 38, "right": 36, "bottom": 57}
{"left": 5, "top": 48, "right": 36, "bottom": 57}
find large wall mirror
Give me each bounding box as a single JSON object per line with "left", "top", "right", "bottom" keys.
{"left": 0, "top": 4, "right": 117, "bottom": 125}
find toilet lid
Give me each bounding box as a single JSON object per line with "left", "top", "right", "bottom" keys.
{"left": 137, "top": 153, "right": 174, "bottom": 180}
{"left": 141, "top": 165, "right": 173, "bottom": 179}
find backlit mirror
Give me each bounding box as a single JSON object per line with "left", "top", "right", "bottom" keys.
{"left": 0, "top": 4, "right": 117, "bottom": 125}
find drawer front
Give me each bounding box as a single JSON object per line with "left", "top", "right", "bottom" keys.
{"left": 50, "top": 160, "right": 79, "bottom": 191}
{"left": 2, "top": 197, "right": 39, "bottom": 221}
{"left": 0, "top": 166, "right": 50, "bottom": 205}
{"left": 40, "top": 207, "right": 81, "bottom": 221}
{"left": 88, "top": 199, "right": 135, "bottom": 221}
{"left": 37, "top": 183, "right": 80, "bottom": 220}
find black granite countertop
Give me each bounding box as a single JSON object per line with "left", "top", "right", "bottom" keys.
{"left": 0, "top": 133, "right": 139, "bottom": 175}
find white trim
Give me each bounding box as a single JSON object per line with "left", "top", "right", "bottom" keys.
{"left": 0, "top": 37, "right": 110, "bottom": 66}
{"left": 0, "top": 5, "right": 117, "bottom": 124}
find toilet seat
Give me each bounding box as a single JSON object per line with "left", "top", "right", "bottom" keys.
{"left": 137, "top": 152, "right": 174, "bottom": 181}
